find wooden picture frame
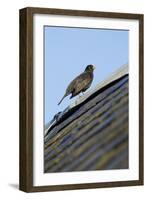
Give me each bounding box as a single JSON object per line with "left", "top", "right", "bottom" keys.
{"left": 19, "top": 7, "right": 144, "bottom": 192}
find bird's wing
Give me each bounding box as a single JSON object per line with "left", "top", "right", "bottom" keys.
{"left": 66, "top": 72, "right": 93, "bottom": 95}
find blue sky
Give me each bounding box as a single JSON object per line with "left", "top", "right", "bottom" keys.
{"left": 44, "top": 26, "right": 128, "bottom": 125}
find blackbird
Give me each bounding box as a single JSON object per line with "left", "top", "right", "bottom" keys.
{"left": 58, "top": 64, "right": 95, "bottom": 105}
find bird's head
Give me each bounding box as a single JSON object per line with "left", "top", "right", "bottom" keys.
{"left": 85, "top": 64, "right": 96, "bottom": 72}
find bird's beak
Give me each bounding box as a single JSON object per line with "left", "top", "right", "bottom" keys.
{"left": 93, "top": 66, "right": 96, "bottom": 70}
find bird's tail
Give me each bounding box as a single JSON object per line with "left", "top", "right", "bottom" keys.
{"left": 58, "top": 94, "right": 66, "bottom": 105}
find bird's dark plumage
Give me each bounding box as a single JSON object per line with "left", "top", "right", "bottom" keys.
{"left": 58, "top": 64, "right": 95, "bottom": 105}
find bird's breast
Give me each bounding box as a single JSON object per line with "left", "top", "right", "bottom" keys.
{"left": 71, "top": 72, "right": 93, "bottom": 95}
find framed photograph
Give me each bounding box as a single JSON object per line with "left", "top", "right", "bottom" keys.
{"left": 19, "top": 7, "right": 144, "bottom": 192}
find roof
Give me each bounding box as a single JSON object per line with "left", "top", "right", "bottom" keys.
{"left": 44, "top": 64, "right": 129, "bottom": 173}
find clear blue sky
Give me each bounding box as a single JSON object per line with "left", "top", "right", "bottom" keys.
{"left": 44, "top": 26, "right": 128, "bottom": 125}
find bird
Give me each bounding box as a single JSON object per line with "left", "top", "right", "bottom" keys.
{"left": 58, "top": 64, "right": 95, "bottom": 105}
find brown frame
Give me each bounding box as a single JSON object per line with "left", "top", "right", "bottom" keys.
{"left": 19, "top": 7, "right": 144, "bottom": 192}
